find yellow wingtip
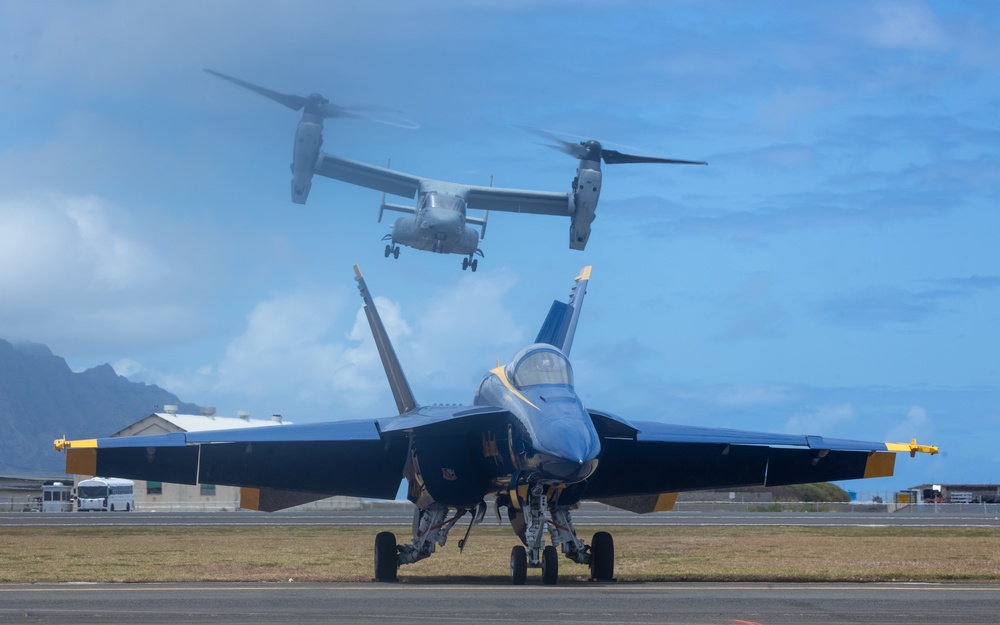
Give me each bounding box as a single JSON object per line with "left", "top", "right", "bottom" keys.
{"left": 575, "top": 266, "right": 592, "bottom": 282}
{"left": 886, "top": 438, "right": 939, "bottom": 457}
{"left": 54, "top": 437, "right": 98, "bottom": 452}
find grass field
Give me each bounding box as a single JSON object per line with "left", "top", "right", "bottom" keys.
{"left": 2, "top": 525, "right": 998, "bottom": 584}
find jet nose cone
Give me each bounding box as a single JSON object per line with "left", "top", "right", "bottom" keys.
{"left": 540, "top": 457, "right": 598, "bottom": 483}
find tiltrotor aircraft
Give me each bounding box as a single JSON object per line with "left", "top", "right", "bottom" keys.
{"left": 55, "top": 266, "right": 937, "bottom": 584}
{"left": 204, "top": 69, "right": 706, "bottom": 271}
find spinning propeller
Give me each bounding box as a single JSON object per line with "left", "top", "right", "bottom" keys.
{"left": 522, "top": 127, "right": 706, "bottom": 166}
{"left": 204, "top": 69, "right": 418, "bottom": 128}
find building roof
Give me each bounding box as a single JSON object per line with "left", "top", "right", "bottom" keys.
{"left": 112, "top": 412, "right": 291, "bottom": 438}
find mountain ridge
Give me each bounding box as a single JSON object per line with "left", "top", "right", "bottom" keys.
{"left": 0, "top": 339, "right": 199, "bottom": 476}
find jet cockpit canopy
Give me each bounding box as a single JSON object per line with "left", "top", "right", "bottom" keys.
{"left": 506, "top": 344, "right": 574, "bottom": 389}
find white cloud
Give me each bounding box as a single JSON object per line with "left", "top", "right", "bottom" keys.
{"left": 864, "top": 2, "right": 949, "bottom": 50}
{"left": 886, "top": 405, "right": 932, "bottom": 444}
{"left": 127, "top": 267, "right": 528, "bottom": 417}
{"left": 212, "top": 287, "right": 374, "bottom": 402}
{"left": 783, "top": 403, "right": 857, "bottom": 435}
{"left": 0, "top": 194, "right": 202, "bottom": 351}
{"left": 407, "top": 268, "right": 527, "bottom": 389}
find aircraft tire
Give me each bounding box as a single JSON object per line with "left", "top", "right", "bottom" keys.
{"left": 510, "top": 545, "right": 527, "bottom": 585}
{"left": 471, "top": 259, "right": 478, "bottom": 272}
{"left": 392, "top": 247, "right": 400, "bottom": 259}
{"left": 374, "top": 531, "right": 398, "bottom": 582}
{"left": 384, "top": 245, "right": 392, "bottom": 258}
{"left": 589, "top": 531, "right": 614, "bottom": 581}
{"left": 541, "top": 545, "right": 559, "bottom": 585}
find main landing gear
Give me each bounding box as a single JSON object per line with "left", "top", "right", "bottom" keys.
{"left": 504, "top": 483, "right": 615, "bottom": 585}
{"left": 462, "top": 249, "right": 484, "bottom": 272}
{"left": 370, "top": 493, "right": 614, "bottom": 585}
{"left": 384, "top": 243, "right": 400, "bottom": 259}
{"left": 373, "top": 502, "right": 487, "bottom": 583}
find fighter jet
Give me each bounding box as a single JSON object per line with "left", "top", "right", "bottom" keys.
{"left": 54, "top": 266, "right": 937, "bottom": 584}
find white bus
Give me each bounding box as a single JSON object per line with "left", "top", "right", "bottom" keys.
{"left": 76, "top": 477, "right": 135, "bottom": 512}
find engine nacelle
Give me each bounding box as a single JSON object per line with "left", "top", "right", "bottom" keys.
{"left": 290, "top": 120, "right": 323, "bottom": 204}
{"left": 569, "top": 166, "right": 602, "bottom": 250}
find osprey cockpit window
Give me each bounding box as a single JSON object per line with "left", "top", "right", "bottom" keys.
{"left": 425, "top": 192, "right": 465, "bottom": 213}
{"left": 509, "top": 348, "right": 574, "bottom": 388}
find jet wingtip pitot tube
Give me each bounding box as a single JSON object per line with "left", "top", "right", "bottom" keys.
{"left": 886, "top": 438, "right": 940, "bottom": 458}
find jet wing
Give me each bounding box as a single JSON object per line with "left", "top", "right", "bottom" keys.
{"left": 584, "top": 419, "right": 938, "bottom": 511}
{"left": 54, "top": 419, "right": 408, "bottom": 509}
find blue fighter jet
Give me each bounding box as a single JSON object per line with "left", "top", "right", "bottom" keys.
{"left": 55, "top": 266, "right": 938, "bottom": 585}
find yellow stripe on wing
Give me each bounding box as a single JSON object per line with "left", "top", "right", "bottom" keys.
{"left": 864, "top": 451, "right": 896, "bottom": 479}
{"left": 240, "top": 488, "right": 261, "bottom": 511}
{"left": 654, "top": 492, "right": 679, "bottom": 512}
{"left": 65, "top": 448, "right": 97, "bottom": 476}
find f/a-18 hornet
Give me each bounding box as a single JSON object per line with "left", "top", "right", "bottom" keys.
{"left": 55, "top": 266, "right": 937, "bottom": 584}
{"left": 205, "top": 69, "right": 706, "bottom": 271}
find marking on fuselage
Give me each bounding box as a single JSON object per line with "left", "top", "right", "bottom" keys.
{"left": 490, "top": 365, "right": 539, "bottom": 410}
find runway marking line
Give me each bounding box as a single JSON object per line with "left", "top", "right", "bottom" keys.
{"left": 3, "top": 583, "right": 1000, "bottom": 594}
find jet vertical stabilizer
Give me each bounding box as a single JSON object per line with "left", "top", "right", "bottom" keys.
{"left": 534, "top": 266, "right": 591, "bottom": 356}
{"left": 354, "top": 265, "right": 419, "bottom": 414}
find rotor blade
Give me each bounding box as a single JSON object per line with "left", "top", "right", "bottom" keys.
{"left": 204, "top": 68, "right": 307, "bottom": 111}
{"left": 517, "top": 126, "right": 587, "bottom": 158}
{"left": 601, "top": 149, "right": 707, "bottom": 166}
{"left": 316, "top": 103, "right": 420, "bottom": 128}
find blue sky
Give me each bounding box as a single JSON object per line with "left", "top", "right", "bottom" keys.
{"left": 2, "top": 1, "right": 998, "bottom": 493}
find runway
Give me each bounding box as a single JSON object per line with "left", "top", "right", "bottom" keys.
{"left": 1, "top": 582, "right": 996, "bottom": 624}
{"left": 3, "top": 506, "right": 999, "bottom": 528}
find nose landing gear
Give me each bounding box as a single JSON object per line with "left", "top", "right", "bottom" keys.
{"left": 501, "top": 483, "right": 616, "bottom": 585}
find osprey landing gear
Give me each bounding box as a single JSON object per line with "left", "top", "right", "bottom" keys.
{"left": 502, "top": 483, "right": 616, "bottom": 585}
{"left": 462, "top": 249, "right": 484, "bottom": 272}
{"left": 384, "top": 243, "right": 400, "bottom": 259}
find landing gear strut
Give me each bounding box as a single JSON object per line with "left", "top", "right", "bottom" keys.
{"left": 372, "top": 502, "right": 487, "bottom": 583}
{"left": 503, "top": 483, "right": 615, "bottom": 585}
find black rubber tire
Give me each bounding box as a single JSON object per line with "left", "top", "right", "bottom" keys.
{"left": 541, "top": 545, "right": 559, "bottom": 586}
{"left": 471, "top": 259, "right": 478, "bottom": 272}
{"left": 510, "top": 545, "right": 527, "bottom": 585}
{"left": 384, "top": 245, "right": 392, "bottom": 258}
{"left": 392, "top": 247, "right": 399, "bottom": 259}
{"left": 589, "top": 531, "right": 615, "bottom": 581}
{"left": 374, "top": 531, "right": 398, "bottom": 582}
